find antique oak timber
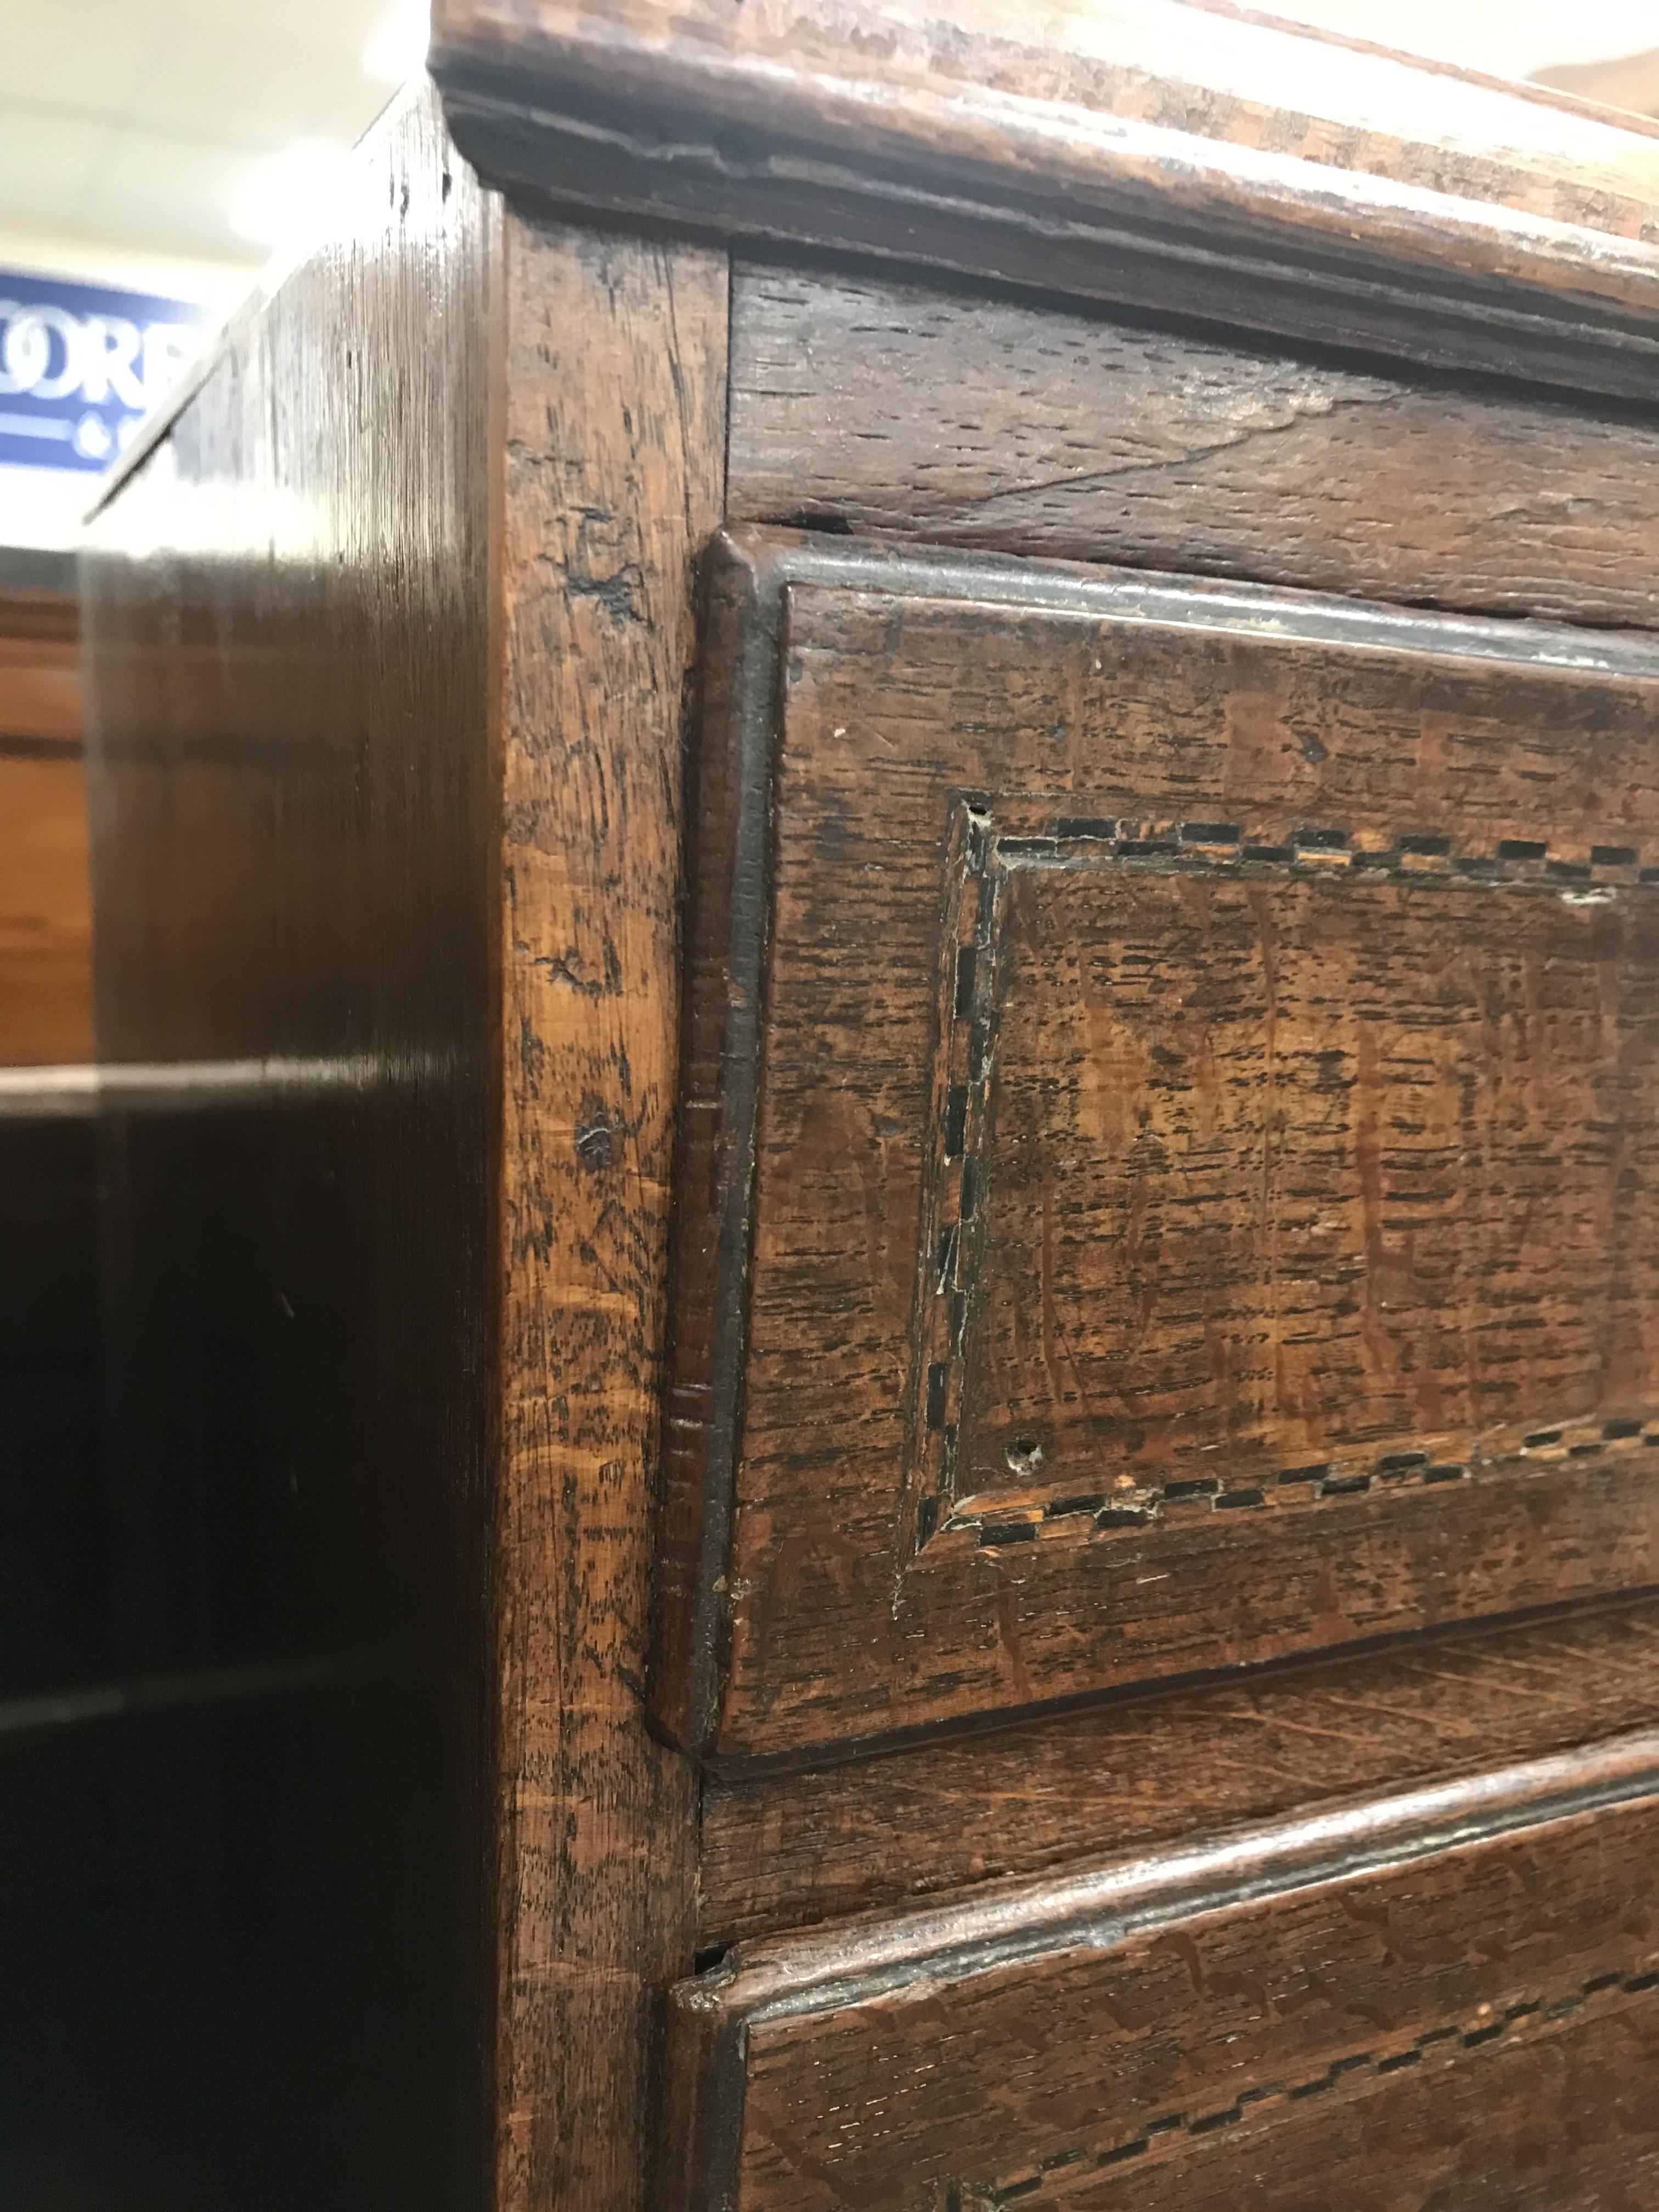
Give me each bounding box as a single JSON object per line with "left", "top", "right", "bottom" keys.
{"left": 657, "top": 530, "right": 1659, "bottom": 1759}
{"left": 78, "top": 3, "right": 1659, "bottom": 2207}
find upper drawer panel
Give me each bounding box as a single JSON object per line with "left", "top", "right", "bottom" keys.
{"left": 657, "top": 530, "right": 1659, "bottom": 1759}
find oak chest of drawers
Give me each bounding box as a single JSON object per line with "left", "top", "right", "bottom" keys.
{"left": 83, "top": 4, "right": 1659, "bottom": 2204}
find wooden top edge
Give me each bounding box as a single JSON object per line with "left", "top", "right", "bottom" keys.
{"left": 676, "top": 1724, "right": 1659, "bottom": 2021}
{"left": 431, "top": 0, "right": 1659, "bottom": 321}
{"left": 429, "top": 0, "right": 1659, "bottom": 166}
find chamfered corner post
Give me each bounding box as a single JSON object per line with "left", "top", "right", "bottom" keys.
{"left": 488, "top": 207, "right": 729, "bottom": 2212}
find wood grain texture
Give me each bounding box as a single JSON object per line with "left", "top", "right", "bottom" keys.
{"left": 672, "top": 1734, "right": 1659, "bottom": 2210}
{"left": 0, "top": 581, "right": 82, "bottom": 748}
{"left": 492, "top": 215, "right": 726, "bottom": 2212}
{"left": 0, "top": 756, "right": 91, "bottom": 1064}
{"left": 431, "top": 0, "right": 1659, "bottom": 399}
{"left": 80, "top": 87, "right": 496, "bottom": 2206}
{"left": 948, "top": 849, "right": 1659, "bottom": 1506}
{"left": 0, "top": 582, "right": 90, "bottom": 1064}
{"left": 0, "top": 1074, "right": 103, "bottom": 1700}
{"left": 699, "top": 1596, "right": 1659, "bottom": 1942}
{"left": 728, "top": 266, "right": 1659, "bottom": 631}
{"left": 658, "top": 529, "right": 1659, "bottom": 1759}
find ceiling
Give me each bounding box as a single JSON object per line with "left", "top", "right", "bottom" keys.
{"left": 0, "top": 0, "right": 1654, "bottom": 279}
{"left": 0, "top": 0, "right": 412, "bottom": 270}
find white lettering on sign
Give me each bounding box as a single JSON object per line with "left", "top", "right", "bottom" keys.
{"left": 0, "top": 302, "right": 195, "bottom": 412}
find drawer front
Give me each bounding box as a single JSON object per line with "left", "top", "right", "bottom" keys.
{"left": 666, "top": 1738, "right": 1659, "bottom": 2210}
{"left": 658, "top": 529, "right": 1659, "bottom": 1758}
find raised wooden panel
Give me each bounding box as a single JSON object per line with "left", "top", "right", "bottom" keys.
{"left": 667, "top": 1735, "right": 1659, "bottom": 2210}
{"left": 657, "top": 531, "right": 1659, "bottom": 1758}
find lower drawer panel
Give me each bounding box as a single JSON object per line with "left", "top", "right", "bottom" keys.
{"left": 667, "top": 1733, "right": 1659, "bottom": 2210}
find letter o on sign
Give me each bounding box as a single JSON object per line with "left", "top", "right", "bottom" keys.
{"left": 0, "top": 303, "right": 84, "bottom": 400}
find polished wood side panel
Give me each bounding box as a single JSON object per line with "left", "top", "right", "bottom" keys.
{"left": 671, "top": 1737, "right": 1659, "bottom": 2210}
{"left": 659, "top": 531, "right": 1659, "bottom": 1759}
{"left": 728, "top": 267, "right": 1659, "bottom": 630}
{"left": 431, "top": 0, "right": 1659, "bottom": 398}
{"left": 81, "top": 89, "right": 496, "bottom": 2207}
{"left": 492, "top": 215, "right": 726, "bottom": 2212}
{"left": 699, "top": 1598, "right": 1659, "bottom": 1942}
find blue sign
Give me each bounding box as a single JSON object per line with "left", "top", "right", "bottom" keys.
{"left": 0, "top": 270, "right": 206, "bottom": 475}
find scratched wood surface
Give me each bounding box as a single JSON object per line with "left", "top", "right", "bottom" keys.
{"left": 727, "top": 266, "right": 1659, "bottom": 631}
{"left": 698, "top": 1597, "right": 1659, "bottom": 1943}
{"left": 670, "top": 1740, "right": 1659, "bottom": 2210}
{"left": 492, "top": 214, "right": 726, "bottom": 2212}
{"left": 430, "top": 0, "right": 1659, "bottom": 399}
{"left": 0, "top": 580, "right": 81, "bottom": 747}
{"left": 656, "top": 530, "right": 1659, "bottom": 1759}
